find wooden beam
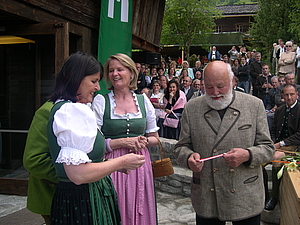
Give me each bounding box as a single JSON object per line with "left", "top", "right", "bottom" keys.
{"left": 0, "top": 178, "right": 28, "bottom": 196}
{"left": 0, "top": 0, "right": 99, "bottom": 29}
{"left": 132, "top": 34, "right": 161, "bottom": 52}
{"left": 54, "top": 22, "right": 69, "bottom": 73}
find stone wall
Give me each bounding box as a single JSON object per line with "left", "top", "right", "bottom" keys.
{"left": 149, "top": 138, "right": 192, "bottom": 197}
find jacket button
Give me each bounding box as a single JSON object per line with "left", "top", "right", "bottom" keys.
{"left": 230, "top": 169, "right": 234, "bottom": 173}
{"left": 213, "top": 168, "right": 217, "bottom": 172}
{"left": 210, "top": 188, "right": 215, "bottom": 192}
{"left": 205, "top": 114, "right": 211, "bottom": 118}
{"left": 213, "top": 149, "right": 217, "bottom": 153}
{"left": 233, "top": 112, "right": 238, "bottom": 116}
{"left": 231, "top": 189, "right": 236, "bottom": 193}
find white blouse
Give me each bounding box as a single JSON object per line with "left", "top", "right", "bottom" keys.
{"left": 92, "top": 91, "right": 159, "bottom": 134}
{"left": 52, "top": 102, "right": 97, "bottom": 165}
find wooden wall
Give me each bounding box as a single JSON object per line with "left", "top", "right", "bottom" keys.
{"left": 215, "top": 16, "right": 253, "bottom": 33}
{"left": 0, "top": 0, "right": 165, "bottom": 52}
{"left": 132, "top": 0, "right": 165, "bottom": 47}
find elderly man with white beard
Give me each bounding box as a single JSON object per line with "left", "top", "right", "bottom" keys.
{"left": 174, "top": 61, "right": 274, "bottom": 225}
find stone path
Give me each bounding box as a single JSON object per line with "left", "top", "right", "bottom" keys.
{"left": 0, "top": 190, "right": 277, "bottom": 225}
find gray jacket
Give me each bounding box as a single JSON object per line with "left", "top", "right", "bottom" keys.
{"left": 174, "top": 91, "right": 274, "bottom": 221}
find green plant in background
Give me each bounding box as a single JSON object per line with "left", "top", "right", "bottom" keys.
{"left": 249, "top": 0, "right": 299, "bottom": 63}
{"left": 188, "top": 54, "right": 198, "bottom": 68}
{"left": 161, "top": 0, "right": 221, "bottom": 59}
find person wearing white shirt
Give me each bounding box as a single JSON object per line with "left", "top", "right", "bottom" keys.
{"left": 47, "top": 51, "right": 145, "bottom": 225}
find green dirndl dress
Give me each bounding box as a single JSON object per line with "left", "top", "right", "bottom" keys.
{"left": 47, "top": 101, "right": 121, "bottom": 225}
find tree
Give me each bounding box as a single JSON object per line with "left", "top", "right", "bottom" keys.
{"left": 289, "top": 1, "right": 300, "bottom": 39}
{"left": 249, "top": 0, "right": 299, "bottom": 61}
{"left": 161, "top": 0, "right": 221, "bottom": 59}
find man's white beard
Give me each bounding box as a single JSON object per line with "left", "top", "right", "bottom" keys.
{"left": 204, "top": 88, "right": 233, "bottom": 110}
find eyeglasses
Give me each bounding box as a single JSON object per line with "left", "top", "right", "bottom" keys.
{"left": 183, "top": 80, "right": 189, "bottom": 82}
{"left": 286, "top": 46, "right": 292, "bottom": 47}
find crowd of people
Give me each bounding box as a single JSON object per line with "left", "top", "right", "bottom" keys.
{"left": 22, "top": 39, "right": 300, "bottom": 225}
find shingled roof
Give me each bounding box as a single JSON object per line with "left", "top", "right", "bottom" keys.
{"left": 216, "top": 4, "right": 258, "bottom": 15}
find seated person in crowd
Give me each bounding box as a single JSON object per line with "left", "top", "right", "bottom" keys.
{"left": 233, "top": 76, "right": 245, "bottom": 92}
{"left": 149, "top": 80, "right": 166, "bottom": 121}
{"left": 181, "top": 76, "right": 196, "bottom": 102}
{"left": 193, "top": 61, "right": 202, "bottom": 75}
{"left": 158, "top": 80, "right": 186, "bottom": 140}
{"left": 265, "top": 84, "right": 300, "bottom": 210}
{"left": 194, "top": 70, "right": 202, "bottom": 81}
{"left": 176, "top": 61, "right": 194, "bottom": 79}
{"left": 274, "top": 73, "right": 300, "bottom": 107}
{"left": 159, "top": 75, "right": 168, "bottom": 93}
{"left": 146, "top": 67, "right": 159, "bottom": 88}
{"left": 191, "top": 79, "right": 204, "bottom": 99}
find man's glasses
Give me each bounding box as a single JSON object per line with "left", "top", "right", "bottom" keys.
{"left": 286, "top": 46, "right": 292, "bottom": 47}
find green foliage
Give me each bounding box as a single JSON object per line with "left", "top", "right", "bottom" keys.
{"left": 289, "top": 1, "right": 300, "bottom": 39}
{"left": 161, "top": 0, "right": 221, "bottom": 58}
{"left": 249, "top": 0, "right": 299, "bottom": 59}
{"left": 188, "top": 54, "right": 198, "bottom": 67}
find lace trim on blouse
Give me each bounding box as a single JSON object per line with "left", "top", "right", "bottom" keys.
{"left": 55, "top": 147, "right": 92, "bottom": 165}
{"left": 109, "top": 90, "right": 141, "bottom": 117}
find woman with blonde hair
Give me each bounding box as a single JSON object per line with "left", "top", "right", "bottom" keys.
{"left": 92, "top": 53, "right": 159, "bottom": 225}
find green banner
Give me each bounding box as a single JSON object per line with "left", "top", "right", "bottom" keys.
{"left": 98, "top": 0, "right": 133, "bottom": 94}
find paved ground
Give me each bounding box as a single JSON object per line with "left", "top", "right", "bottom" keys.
{"left": 0, "top": 192, "right": 277, "bottom": 225}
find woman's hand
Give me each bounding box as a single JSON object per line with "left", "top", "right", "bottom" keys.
{"left": 119, "top": 153, "right": 145, "bottom": 173}
{"left": 165, "top": 109, "right": 171, "bottom": 114}
{"left": 152, "top": 102, "right": 160, "bottom": 108}
{"left": 169, "top": 91, "right": 175, "bottom": 99}
{"left": 125, "top": 136, "right": 148, "bottom": 152}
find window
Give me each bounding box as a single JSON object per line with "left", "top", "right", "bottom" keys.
{"left": 236, "top": 25, "right": 243, "bottom": 32}
{"left": 214, "top": 26, "right": 222, "bottom": 33}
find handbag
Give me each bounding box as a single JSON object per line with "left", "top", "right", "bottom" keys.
{"left": 163, "top": 111, "right": 179, "bottom": 128}
{"left": 152, "top": 137, "right": 174, "bottom": 178}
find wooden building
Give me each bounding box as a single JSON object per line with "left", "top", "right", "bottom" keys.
{"left": 0, "top": 0, "right": 165, "bottom": 195}
{"left": 161, "top": 4, "right": 258, "bottom": 61}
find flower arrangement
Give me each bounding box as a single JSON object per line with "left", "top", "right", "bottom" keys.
{"left": 276, "top": 152, "right": 300, "bottom": 179}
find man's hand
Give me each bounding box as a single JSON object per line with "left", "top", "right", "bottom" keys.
{"left": 274, "top": 142, "right": 280, "bottom": 150}
{"left": 273, "top": 150, "right": 285, "bottom": 160}
{"left": 188, "top": 153, "right": 204, "bottom": 172}
{"left": 224, "top": 148, "right": 250, "bottom": 167}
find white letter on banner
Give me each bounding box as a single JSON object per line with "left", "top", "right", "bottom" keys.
{"left": 121, "top": 0, "right": 129, "bottom": 22}
{"left": 108, "top": 0, "right": 114, "bottom": 18}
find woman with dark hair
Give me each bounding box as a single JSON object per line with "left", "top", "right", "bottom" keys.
{"left": 231, "top": 58, "right": 240, "bottom": 77}
{"left": 178, "top": 68, "right": 188, "bottom": 87}
{"left": 92, "top": 53, "right": 159, "bottom": 225}
{"left": 158, "top": 80, "right": 187, "bottom": 139}
{"left": 167, "top": 67, "right": 176, "bottom": 81}
{"left": 47, "top": 51, "right": 145, "bottom": 225}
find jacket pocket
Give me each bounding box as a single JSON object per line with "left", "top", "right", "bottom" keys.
{"left": 243, "top": 175, "right": 258, "bottom": 184}
{"left": 238, "top": 124, "right": 252, "bottom": 130}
